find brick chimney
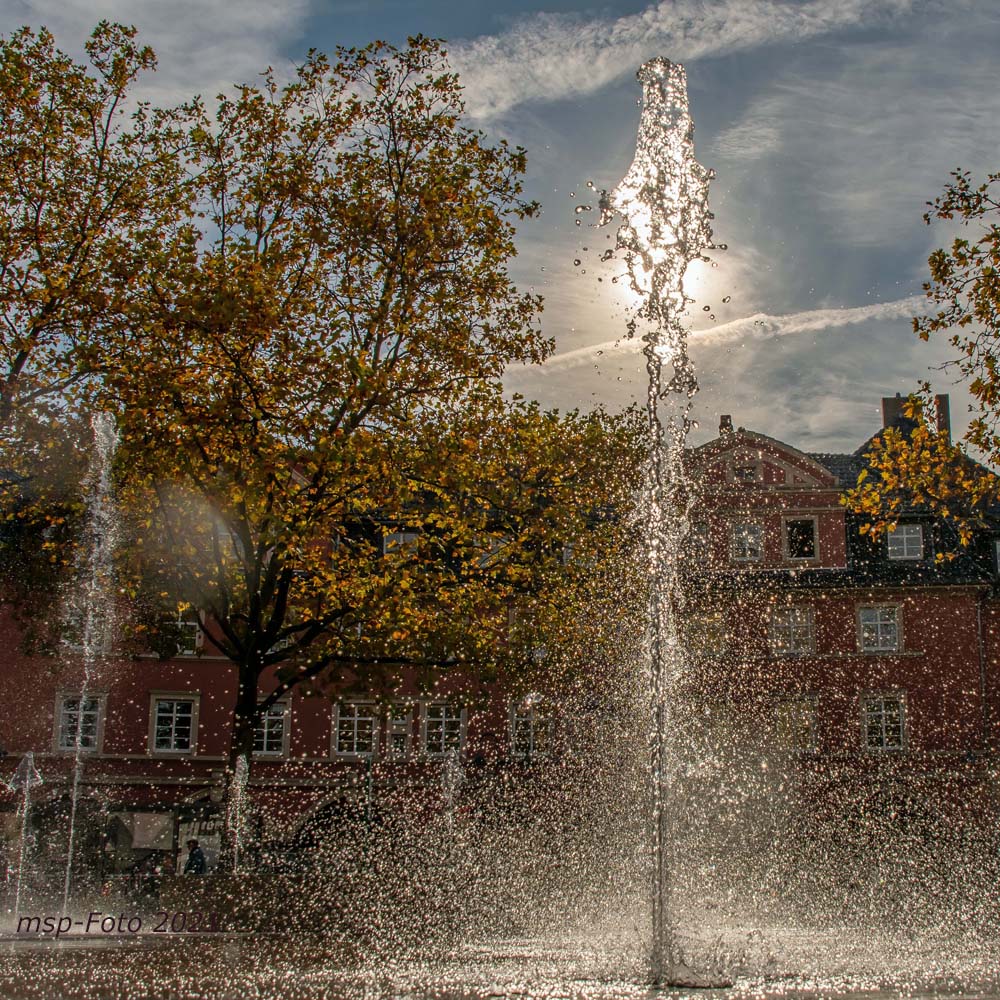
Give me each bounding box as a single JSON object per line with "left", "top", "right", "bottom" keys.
{"left": 934, "top": 393, "right": 951, "bottom": 442}
{"left": 881, "top": 393, "right": 906, "bottom": 429}
{"left": 719, "top": 414, "right": 733, "bottom": 435}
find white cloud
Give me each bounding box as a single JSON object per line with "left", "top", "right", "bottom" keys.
{"left": 709, "top": 8, "right": 1000, "bottom": 247}
{"left": 450, "top": 0, "right": 925, "bottom": 120}
{"left": 1, "top": 0, "right": 310, "bottom": 106}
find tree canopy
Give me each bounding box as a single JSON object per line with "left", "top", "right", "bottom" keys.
{"left": 844, "top": 170, "right": 1000, "bottom": 548}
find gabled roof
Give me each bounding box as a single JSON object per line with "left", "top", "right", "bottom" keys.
{"left": 692, "top": 428, "right": 840, "bottom": 488}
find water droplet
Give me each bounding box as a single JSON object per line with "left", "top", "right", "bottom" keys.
{"left": 601, "top": 250, "right": 614, "bottom": 261}
{"left": 574, "top": 205, "right": 593, "bottom": 214}
{"left": 702, "top": 305, "right": 711, "bottom": 312}
{"left": 722, "top": 295, "right": 730, "bottom": 303}
{"left": 718, "top": 243, "right": 728, "bottom": 250}
{"left": 709, "top": 314, "right": 715, "bottom": 320}
{"left": 612, "top": 276, "right": 619, "bottom": 283}
{"left": 573, "top": 259, "right": 581, "bottom": 266}
{"left": 575, "top": 220, "right": 581, "bottom": 226}
{"left": 569, "top": 191, "right": 575, "bottom": 198}
{"left": 586, "top": 180, "right": 594, "bottom": 189}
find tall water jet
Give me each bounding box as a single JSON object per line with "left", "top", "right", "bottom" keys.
{"left": 62, "top": 412, "right": 119, "bottom": 911}
{"left": 600, "top": 58, "right": 713, "bottom": 984}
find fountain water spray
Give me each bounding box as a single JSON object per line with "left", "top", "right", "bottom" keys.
{"left": 6, "top": 752, "right": 42, "bottom": 918}
{"left": 600, "top": 57, "right": 713, "bottom": 985}
{"left": 62, "top": 413, "right": 119, "bottom": 911}
{"left": 226, "top": 753, "right": 250, "bottom": 873}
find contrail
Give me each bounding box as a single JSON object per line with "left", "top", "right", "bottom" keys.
{"left": 516, "top": 295, "right": 924, "bottom": 376}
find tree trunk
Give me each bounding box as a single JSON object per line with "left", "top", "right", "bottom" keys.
{"left": 216, "top": 664, "right": 258, "bottom": 874}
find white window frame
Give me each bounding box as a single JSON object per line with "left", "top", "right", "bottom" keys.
{"left": 149, "top": 694, "right": 199, "bottom": 755}
{"left": 422, "top": 703, "right": 466, "bottom": 757}
{"left": 858, "top": 606, "right": 901, "bottom": 653}
{"left": 770, "top": 606, "right": 815, "bottom": 657}
{"left": 253, "top": 701, "right": 290, "bottom": 757}
{"left": 175, "top": 611, "right": 204, "bottom": 657}
{"left": 55, "top": 692, "right": 105, "bottom": 753}
{"left": 333, "top": 702, "right": 379, "bottom": 759}
{"left": 861, "top": 693, "right": 906, "bottom": 752}
{"left": 887, "top": 524, "right": 924, "bottom": 561}
{"left": 730, "top": 522, "right": 764, "bottom": 563}
{"left": 510, "top": 704, "right": 552, "bottom": 760}
{"left": 783, "top": 516, "right": 819, "bottom": 561}
{"left": 385, "top": 702, "right": 414, "bottom": 759}
{"left": 774, "top": 696, "right": 818, "bottom": 753}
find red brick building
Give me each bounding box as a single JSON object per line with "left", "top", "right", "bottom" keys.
{"left": 683, "top": 394, "right": 998, "bottom": 835}
{"left": 1, "top": 392, "right": 997, "bottom": 876}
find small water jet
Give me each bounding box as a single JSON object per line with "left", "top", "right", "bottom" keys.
{"left": 6, "top": 752, "right": 42, "bottom": 919}
{"left": 224, "top": 753, "right": 250, "bottom": 874}
{"left": 600, "top": 57, "right": 714, "bottom": 985}
{"left": 61, "top": 413, "right": 119, "bottom": 911}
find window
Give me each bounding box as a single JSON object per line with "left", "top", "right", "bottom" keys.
{"left": 386, "top": 704, "right": 413, "bottom": 758}
{"left": 995, "top": 538, "right": 1000, "bottom": 574}
{"left": 687, "top": 520, "right": 710, "bottom": 552}
{"left": 784, "top": 518, "right": 817, "bottom": 560}
{"left": 334, "top": 704, "right": 378, "bottom": 757}
{"left": 731, "top": 523, "right": 763, "bottom": 562}
{"left": 267, "top": 634, "right": 296, "bottom": 655}
{"left": 770, "top": 606, "right": 814, "bottom": 656}
{"left": 424, "top": 703, "right": 464, "bottom": 756}
{"left": 253, "top": 703, "right": 289, "bottom": 756}
{"left": 175, "top": 612, "right": 203, "bottom": 656}
{"left": 859, "top": 606, "right": 900, "bottom": 652}
{"left": 774, "top": 698, "right": 817, "bottom": 753}
{"left": 684, "top": 611, "right": 727, "bottom": 657}
{"left": 862, "top": 695, "right": 905, "bottom": 751}
{"left": 731, "top": 462, "right": 761, "bottom": 483}
{"left": 887, "top": 524, "right": 923, "bottom": 561}
{"left": 510, "top": 705, "right": 552, "bottom": 759}
{"left": 383, "top": 530, "right": 418, "bottom": 555}
{"left": 57, "top": 695, "right": 102, "bottom": 752}
{"left": 152, "top": 698, "right": 196, "bottom": 753}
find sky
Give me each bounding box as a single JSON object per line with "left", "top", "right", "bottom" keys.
{"left": 3, "top": 0, "right": 999, "bottom": 453}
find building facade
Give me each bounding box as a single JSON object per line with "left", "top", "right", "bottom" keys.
{"left": 683, "top": 395, "right": 999, "bottom": 836}
{"left": 2, "top": 392, "right": 998, "bottom": 877}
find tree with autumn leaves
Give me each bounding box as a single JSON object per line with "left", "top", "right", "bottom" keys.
{"left": 0, "top": 27, "right": 644, "bottom": 868}
{"left": 845, "top": 170, "right": 1000, "bottom": 551}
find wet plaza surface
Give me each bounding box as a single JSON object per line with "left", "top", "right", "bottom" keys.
{"left": 1, "top": 932, "right": 999, "bottom": 1000}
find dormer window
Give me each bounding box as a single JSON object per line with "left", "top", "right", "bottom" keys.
{"left": 887, "top": 524, "right": 923, "bottom": 561}
{"left": 175, "top": 611, "right": 203, "bottom": 657}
